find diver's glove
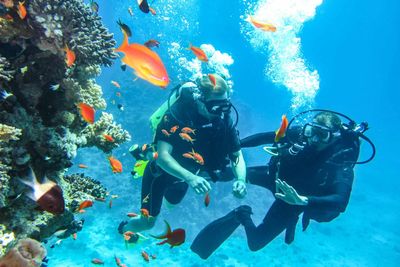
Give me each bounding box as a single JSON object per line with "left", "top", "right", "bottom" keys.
{"left": 274, "top": 178, "right": 308, "bottom": 206}
{"left": 232, "top": 180, "right": 247, "bottom": 199}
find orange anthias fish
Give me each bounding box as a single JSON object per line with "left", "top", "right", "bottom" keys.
{"left": 19, "top": 167, "right": 65, "bottom": 215}
{"left": 72, "top": 233, "right": 77, "bottom": 240}
{"left": 78, "top": 164, "right": 88, "bottom": 169}
{"left": 141, "top": 251, "right": 150, "bottom": 262}
{"left": 246, "top": 15, "right": 277, "bottom": 32}
{"left": 108, "top": 156, "right": 123, "bottom": 173}
{"left": 184, "top": 149, "right": 204, "bottom": 165}
{"left": 103, "top": 134, "right": 115, "bottom": 142}
{"left": 140, "top": 208, "right": 150, "bottom": 218}
{"left": 114, "top": 255, "right": 122, "bottom": 266}
{"left": 188, "top": 44, "right": 208, "bottom": 62}
{"left": 275, "top": 115, "right": 289, "bottom": 142}
{"left": 77, "top": 102, "right": 95, "bottom": 124}
{"left": 111, "top": 80, "right": 121, "bottom": 88}
{"left": 204, "top": 192, "right": 210, "bottom": 207}
{"left": 208, "top": 74, "right": 216, "bottom": 88}
{"left": 78, "top": 200, "right": 93, "bottom": 211}
{"left": 17, "top": 1, "right": 27, "bottom": 19}
{"left": 114, "top": 31, "right": 169, "bottom": 88}
{"left": 169, "top": 125, "right": 179, "bottom": 133}
{"left": 161, "top": 129, "right": 170, "bottom": 137}
{"left": 181, "top": 127, "right": 196, "bottom": 135}
{"left": 179, "top": 133, "right": 196, "bottom": 144}
{"left": 150, "top": 220, "right": 186, "bottom": 248}
{"left": 64, "top": 45, "right": 76, "bottom": 67}
{"left": 127, "top": 212, "right": 139, "bottom": 217}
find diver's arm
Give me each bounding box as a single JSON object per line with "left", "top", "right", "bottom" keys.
{"left": 156, "top": 140, "right": 211, "bottom": 194}
{"left": 306, "top": 166, "right": 354, "bottom": 212}
{"left": 231, "top": 150, "right": 247, "bottom": 198}
{"left": 240, "top": 132, "right": 276, "bottom": 148}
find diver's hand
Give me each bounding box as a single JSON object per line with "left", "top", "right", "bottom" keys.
{"left": 275, "top": 179, "right": 308, "bottom": 206}
{"left": 232, "top": 180, "right": 247, "bottom": 199}
{"left": 187, "top": 174, "right": 211, "bottom": 194}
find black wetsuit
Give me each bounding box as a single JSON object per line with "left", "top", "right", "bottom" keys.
{"left": 192, "top": 130, "right": 360, "bottom": 257}
{"left": 140, "top": 86, "right": 241, "bottom": 217}
{"left": 237, "top": 131, "right": 359, "bottom": 250}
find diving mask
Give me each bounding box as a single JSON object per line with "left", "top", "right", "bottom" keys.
{"left": 302, "top": 122, "right": 340, "bottom": 144}
{"left": 203, "top": 99, "right": 232, "bottom": 115}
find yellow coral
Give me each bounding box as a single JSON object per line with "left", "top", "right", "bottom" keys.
{"left": 0, "top": 124, "right": 22, "bottom": 143}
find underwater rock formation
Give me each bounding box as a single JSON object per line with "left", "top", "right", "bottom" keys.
{"left": 0, "top": 238, "right": 46, "bottom": 267}
{"left": 0, "top": 224, "right": 15, "bottom": 258}
{"left": 0, "top": 0, "right": 129, "bottom": 256}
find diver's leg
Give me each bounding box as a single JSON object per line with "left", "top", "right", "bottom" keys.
{"left": 123, "top": 163, "right": 172, "bottom": 232}
{"left": 191, "top": 205, "right": 252, "bottom": 259}
{"left": 163, "top": 181, "right": 188, "bottom": 208}
{"left": 240, "top": 200, "right": 302, "bottom": 251}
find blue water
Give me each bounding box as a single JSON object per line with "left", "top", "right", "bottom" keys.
{"left": 45, "top": 0, "right": 400, "bottom": 266}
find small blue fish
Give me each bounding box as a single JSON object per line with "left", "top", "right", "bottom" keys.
{"left": 0, "top": 89, "right": 13, "bottom": 100}
{"left": 50, "top": 84, "right": 60, "bottom": 91}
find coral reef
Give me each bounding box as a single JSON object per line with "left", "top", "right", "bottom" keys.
{"left": 82, "top": 112, "right": 131, "bottom": 153}
{"left": 0, "top": 238, "right": 46, "bottom": 267}
{"left": 63, "top": 173, "right": 108, "bottom": 211}
{"left": 0, "top": 224, "right": 15, "bottom": 257}
{"left": 0, "top": 124, "right": 22, "bottom": 208}
{"left": 0, "top": 56, "right": 14, "bottom": 81}
{"left": 0, "top": 0, "right": 130, "bottom": 256}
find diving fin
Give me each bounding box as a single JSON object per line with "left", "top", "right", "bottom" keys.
{"left": 191, "top": 208, "right": 242, "bottom": 259}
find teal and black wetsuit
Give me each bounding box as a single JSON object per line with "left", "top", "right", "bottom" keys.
{"left": 191, "top": 130, "right": 360, "bottom": 258}
{"left": 140, "top": 87, "right": 241, "bottom": 217}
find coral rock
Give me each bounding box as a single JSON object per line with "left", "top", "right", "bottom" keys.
{"left": 0, "top": 238, "right": 46, "bottom": 267}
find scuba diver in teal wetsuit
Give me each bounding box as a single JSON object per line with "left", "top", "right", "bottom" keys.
{"left": 191, "top": 110, "right": 375, "bottom": 259}
{"left": 119, "top": 74, "right": 247, "bottom": 233}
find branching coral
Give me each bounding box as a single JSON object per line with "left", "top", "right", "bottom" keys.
{"left": 81, "top": 112, "right": 131, "bottom": 153}
{"left": 0, "top": 224, "right": 15, "bottom": 258}
{"left": 0, "top": 238, "right": 46, "bottom": 267}
{"left": 62, "top": 77, "right": 106, "bottom": 110}
{"left": 29, "top": 0, "right": 117, "bottom": 66}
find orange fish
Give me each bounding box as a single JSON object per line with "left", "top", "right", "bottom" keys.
{"left": 64, "top": 45, "right": 76, "bottom": 67}
{"left": 208, "top": 74, "right": 216, "bottom": 88}
{"left": 127, "top": 212, "right": 139, "bottom": 217}
{"left": 141, "top": 143, "right": 148, "bottom": 151}
{"left": 274, "top": 115, "right": 289, "bottom": 142}
{"left": 162, "top": 129, "right": 170, "bottom": 137}
{"left": 188, "top": 44, "right": 208, "bottom": 62}
{"left": 246, "top": 15, "right": 277, "bottom": 32}
{"left": 116, "top": 92, "right": 121, "bottom": 97}
{"left": 152, "top": 152, "right": 158, "bottom": 160}
{"left": 115, "top": 31, "right": 169, "bottom": 88}
{"left": 150, "top": 220, "right": 186, "bottom": 248}
{"left": 111, "top": 80, "right": 121, "bottom": 88}
{"left": 78, "top": 102, "right": 95, "bottom": 124}
{"left": 72, "top": 233, "right": 77, "bottom": 240}
{"left": 91, "top": 258, "right": 104, "bottom": 265}
{"left": 78, "top": 209, "right": 86, "bottom": 213}
{"left": 170, "top": 125, "right": 179, "bottom": 133}
{"left": 108, "top": 156, "right": 123, "bottom": 173}
{"left": 103, "top": 134, "right": 115, "bottom": 142}
{"left": 78, "top": 200, "right": 93, "bottom": 211}
{"left": 109, "top": 199, "right": 113, "bottom": 208}
{"left": 149, "top": 7, "right": 156, "bottom": 15}
{"left": 190, "top": 148, "right": 204, "bottom": 165}
{"left": 179, "top": 132, "right": 195, "bottom": 144}
{"left": 182, "top": 153, "right": 194, "bottom": 160}
{"left": 17, "top": 1, "right": 27, "bottom": 19}
{"left": 204, "top": 192, "right": 210, "bottom": 207}
{"left": 78, "top": 164, "right": 88, "bottom": 169}
{"left": 124, "top": 231, "right": 135, "bottom": 241}
{"left": 181, "top": 127, "right": 196, "bottom": 135}
{"left": 142, "top": 251, "right": 150, "bottom": 262}
{"left": 2, "top": 0, "right": 13, "bottom": 8}
{"left": 140, "top": 208, "right": 150, "bottom": 218}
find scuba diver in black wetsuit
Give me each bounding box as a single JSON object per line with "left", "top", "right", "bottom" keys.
{"left": 119, "top": 74, "right": 247, "bottom": 233}
{"left": 191, "top": 110, "right": 376, "bottom": 259}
